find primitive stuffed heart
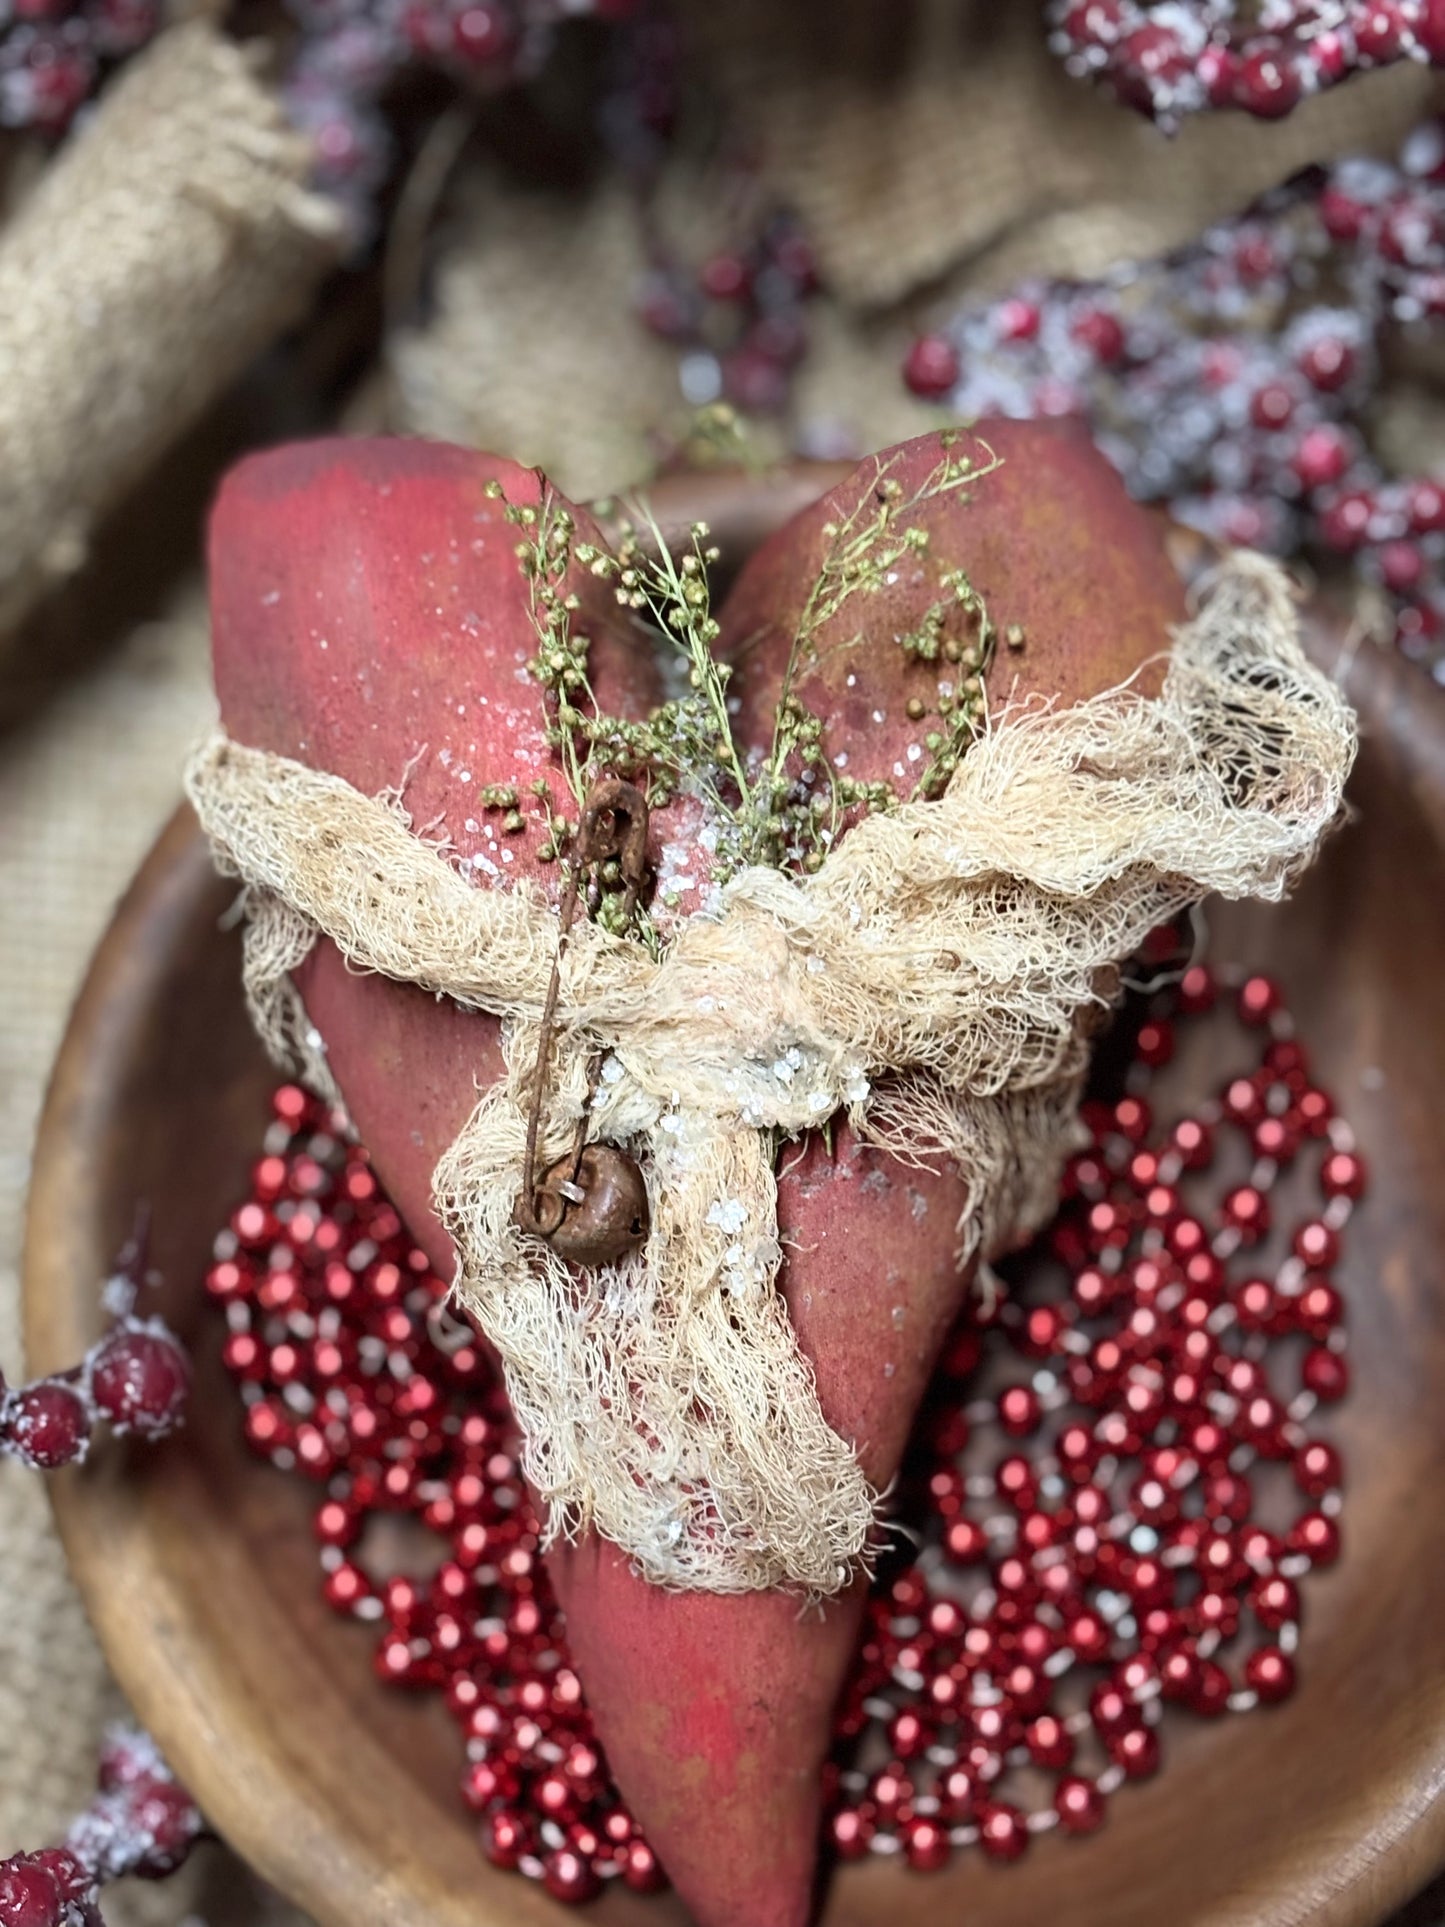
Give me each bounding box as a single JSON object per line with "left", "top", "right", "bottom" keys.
{"left": 193, "top": 424, "right": 1349, "bottom": 1927}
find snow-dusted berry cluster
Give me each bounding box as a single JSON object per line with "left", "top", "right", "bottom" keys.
{"left": 904, "top": 119, "right": 1445, "bottom": 681}
{"left": 0, "top": 0, "right": 157, "bottom": 135}
{"left": 0, "top": 1217, "right": 188, "bottom": 1473}
{"left": 1049, "top": 0, "right": 1445, "bottom": 130}
{"left": 282, "top": 0, "right": 637, "bottom": 231}
{"left": 0, "top": 1728, "right": 203, "bottom": 1927}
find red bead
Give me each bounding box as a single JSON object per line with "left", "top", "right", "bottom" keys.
{"left": 1253, "top": 1115, "right": 1299, "bottom": 1163}
{"left": 996, "top": 1455, "right": 1039, "bottom": 1510}
{"left": 482, "top": 1809, "right": 533, "bottom": 1870}
{"left": 1320, "top": 1150, "right": 1366, "bottom": 1199}
{"left": 1158, "top": 1644, "right": 1199, "bottom": 1702}
{"left": 1055, "top": 1775, "right": 1105, "bottom": 1834}
{"left": 1112, "top": 1093, "right": 1151, "bottom": 1142}
{"left": 935, "top": 1762, "right": 978, "bottom": 1823}
{"left": 1019, "top": 1303, "right": 1067, "bottom": 1356}
{"left": 1223, "top": 1186, "right": 1270, "bottom": 1242}
{"left": 1108, "top": 1722, "right": 1160, "bottom": 1780}
{"left": 1025, "top": 1713, "right": 1073, "bottom": 1769}
{"left": 1136, "top": 1019, "right": 1173, "bottom": 1066}
{"left": 1288, "top": 1510, "right": 1341, "bottom": 1564}
{"left": 869, "top": 1765, "right": 915, "bottom": 1819}
{"left": 998, "top": 1384, "right": 1041, "bottom": 1436}
{"left": 903, "top": 1816, "right": 951, "bottom": 1872}
{"left": 1295, "top": 1088, "right": 1334, "bottom": 1136}
{"left": 978, "top": 1802, "right": 1029, "bottom": 1861}
{"left": 1235, "top": 1277, "right": 1280, "bottom": 1335}
{"left": 828, "top": 1805, "right": 874, "bottom": 1860}
{"left": 1293, "top": 1220, "right": 1339, "bottom": 1268}
{"left": 1240, "top": 978, "right": 1287, "bottom": 1025}
{"left": 610, "top": 1835, "right": 663, "bottom": 1891}
{"left": 1171, "top": 1117, "right": 1214, "bottom": 1169}
{"left": 3, "top": 1380, "right": 90, "bottom": 1470}
{"left": 1089, "top": 1682, "right": 1132, "bottom": 1734}
{"left": 1302, "top": 1441, "right": 1348, "bottom": 1495}
{"left": 1189, "top": 1659, "right": 1233, "bottom": 1717}
{"left": 1248, "top": 1575, "right": 1299, "bottom": 1631}
{"left": 89, "top": 1323, "right": 190, "bottom": 1438}
{"left": 1072, "top": 1267, "right": 1115, "bottom": 1315}
{"left": 903, "top": 334, "right": 960, "bottom": 399}
{"left": 944, "top": 1517, "right": 989, "bottom": 1564}
{"left": 1245, "top": 1645, "right": 1296, "bottom": 1703}
{"left": 1066, "top": 1609, "right": 1111, "bottom": 1663}
{"left": 543, "top": 1834, "right": 601, "bottom": 1896}
{"left": 1296, "top": 1280, "right": 1343, "bottom": 1340}
{"left": 1177, "top": 963, "right": 1215, "bottom": 1012}
{"left": 322, "top": 1561, "right": 372, "bottom": 1614}
{"left": 205, "top": 1258, "right": 250, "bottom": 1301}
{"left": 889, "top": 1709, "right": 931, "bottom": 1760}
{"left": 1302, "top": 1347, "right": 1349, "bottom": 1402}
{"left": 1203, "top": 1471, "right": 1253, "bottom": 1524}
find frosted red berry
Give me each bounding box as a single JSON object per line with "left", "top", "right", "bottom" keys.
{"left": 88, "top": 1323, "right": 190, "bottom": 1439}
{"left": 2, "top": 1380, "right": 90, "bottom": 1470}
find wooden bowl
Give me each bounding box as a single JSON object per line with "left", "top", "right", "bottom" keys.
{"left": 22, "top": 469, "right": 1445, "bottom": 1927}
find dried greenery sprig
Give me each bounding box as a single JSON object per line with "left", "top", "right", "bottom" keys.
{"left": 494, "top": 436, "right": 1003, "bottom": 897}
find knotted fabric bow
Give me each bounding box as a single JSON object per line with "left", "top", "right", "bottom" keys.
{"left": 186, "top": 556, "right": 1354, "bottom": 1595}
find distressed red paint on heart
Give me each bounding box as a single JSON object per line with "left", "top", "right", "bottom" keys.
{"left": 208, "top": 424, "right": 1184, "bottom": 1927}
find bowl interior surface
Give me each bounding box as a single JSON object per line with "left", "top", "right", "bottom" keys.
{"left": 21, "top": 476, "right": 1445, "bottom": 1927}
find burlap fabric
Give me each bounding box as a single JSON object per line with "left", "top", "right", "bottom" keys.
{"left": 0, "top": 20, "right": 340, "bottom": 637}
{"left": 0, "top": 0, "right": 1438, "bottom": 1915}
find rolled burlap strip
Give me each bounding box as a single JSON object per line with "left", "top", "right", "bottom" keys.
{"left": 0, "top": 21, "right": 343, "bottom": 638}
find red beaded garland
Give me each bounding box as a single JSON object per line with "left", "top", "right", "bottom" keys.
{"left": 211, "top": 954, "right": 1357, "bottom": 1898}
{"left": 900, "top": 118, "right": 1445, "bottom": 686}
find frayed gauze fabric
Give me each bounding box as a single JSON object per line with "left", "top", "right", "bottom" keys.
{"left": 185, "top": 555, "right": 1355, "bottom": 1596}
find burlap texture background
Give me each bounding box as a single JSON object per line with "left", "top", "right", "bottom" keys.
{"left": 1, "top": 4, "right": 1441, "bottom": 1920}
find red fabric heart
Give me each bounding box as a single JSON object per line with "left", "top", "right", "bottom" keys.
{"left": 208, "top": 425, "right": 1184, "bottom": 1926}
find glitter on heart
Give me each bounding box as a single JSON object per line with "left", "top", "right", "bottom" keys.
{"left": 206, "top": 952, "right": 1357, "bottom": 1898}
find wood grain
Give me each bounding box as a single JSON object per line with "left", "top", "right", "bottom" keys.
{"left": 20, "top": 474, "right": 1445, "bottom": 1927}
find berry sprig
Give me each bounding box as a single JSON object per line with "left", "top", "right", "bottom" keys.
{"left": 0, "top": 1728, "right": 204, "bottom": 1927}
{"left": 1049, "top": 1, "right": 1445, "bottom": 130}
{"left": 211, "top": 948, "right": 1357, "bottom": 1898}
{"left": 904, "top": 118, "right": 1445, "bottom": 683}
{"left": 0, "top": 1213, "right": 189, "bottom": 1472}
